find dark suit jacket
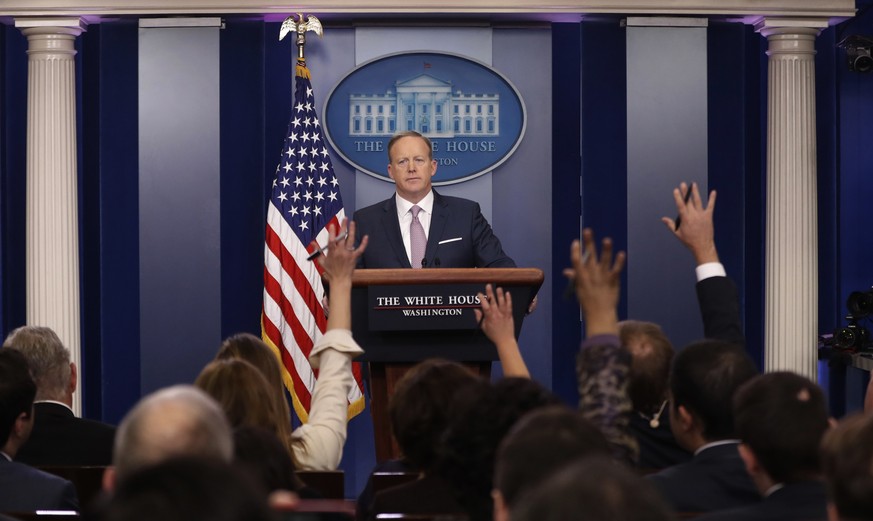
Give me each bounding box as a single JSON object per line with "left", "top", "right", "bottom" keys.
{"left": 632, "top": 276, "right": 742, "bottom": 473}
{"left": 631, "top": 412, "right": 692, "bottom": 471}
{"left": 647, "top": 442, "right": 760, "bottom": 513}
{"left": 0, "top": 457, "right": 79, "bottom": 512}
{"left": 369, "top": 474, "right": 464, "bottom": 521}
{"left": 353, "top": 190, "right": 515, "bottom": 269}
{"left": 16, "top": 402, "right": 116, "bottom": 466}
{"left": 696, "top": 275, "right": 744, "bottom": 346}
{"left": 356, "top": 458, "right": 415, "bottom": 521}
{"left": 694, "top": 480, "right": 827, "bottom": 521}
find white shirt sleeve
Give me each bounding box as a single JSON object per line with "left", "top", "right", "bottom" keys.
{"left": 695, "top": 262, "right": 727, "bottom": 282}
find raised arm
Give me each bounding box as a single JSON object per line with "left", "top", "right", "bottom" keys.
{"left": 662, "top": 182, "right": 743, "bottom": 345}
{"left": 290, "top": 220, "right": 369, "bottom": 470}
{"left": 475, "top": 283, "right": 529, "bottom": 378}
{"left": 567, "top": 229, "right": 638, "bottom": 465}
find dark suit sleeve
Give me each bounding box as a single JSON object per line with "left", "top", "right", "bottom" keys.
{"left": 57, "top": 480, "right": 80, "bottom": 511}
{"left": 470, "top": 204, "right": 515, "bottom": 268}
{"left": 695, "top": 276, "right": 744, "bottom": 346}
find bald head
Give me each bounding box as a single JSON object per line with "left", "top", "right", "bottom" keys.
{"left": 113, "top": 385, "right": 232, "bottom": 482}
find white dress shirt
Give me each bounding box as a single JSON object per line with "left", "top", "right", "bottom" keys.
{"left": 394, "top": 191, "right": 434, "bottom": 266}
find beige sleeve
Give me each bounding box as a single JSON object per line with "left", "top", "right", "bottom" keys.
{"left": 290, "top": 329, "right": 364, "bottom": 470}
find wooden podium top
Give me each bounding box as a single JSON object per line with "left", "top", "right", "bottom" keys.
{"left": 352, "top": 267, "right": 544, "bottom": 287}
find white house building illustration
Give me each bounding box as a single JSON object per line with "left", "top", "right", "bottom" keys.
{"left": 348, "top": 74, "right": 500, "bottom": 137}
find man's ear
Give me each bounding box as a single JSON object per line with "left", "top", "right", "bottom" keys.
{"left": 738, "top": 443, "right": 760, "bottom": 476}
{"left": 14, "top": 411, "right": 31, "bottom": 437}
{"left": 69, "top": 362, "right": 78, "bottom": 395}
{"left": 102, "top": 466, "right": 117, "bottom": 493}
{"left": 676, "top": 405, "right": 696, "bottom": 432}
{"left": 826, "top": 502, "right": 840, "bottom": 521}
{"left": 492, "top": 489, "right": 509, "bottom": 521}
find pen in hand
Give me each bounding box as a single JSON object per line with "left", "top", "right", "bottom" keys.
{"left": 674, "top": 183, "right": 693, "bottom": 231}
{"left": 306, "top": 229, "right": 349, "bottom": 261}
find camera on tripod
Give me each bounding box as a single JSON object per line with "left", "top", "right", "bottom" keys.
{"left": 833, "top": 288, "right": 873, "bottom": 351}
{"left": 838, "top": 35, "right": 873, "bottom": 73}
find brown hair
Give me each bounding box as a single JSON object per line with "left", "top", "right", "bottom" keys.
{"left": 195, "top": 359, "right": 294, "bottom": 455}
{"left": 619, "top": 320, "right": 674, "bottom": 414}
{"left": 388, "top": 359, "right": 478, "bottom": 471}
{"left": 215, "top": 334, "right": 293, "bottom": 436}
{"left": 387, "top": 130, "right": 433, "bottom": 163}
{"left": 821, "top": 413, "right": 873, "bottom": 520}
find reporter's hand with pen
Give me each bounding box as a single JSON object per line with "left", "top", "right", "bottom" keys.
{"left": 314, "top": 219, "right": 368, "bottom": 331}
{"left": 661, "top": 181, "right": 719, "bottom": 265}
{"left": 316, "top": 219, "right": 367, "bottom": 284}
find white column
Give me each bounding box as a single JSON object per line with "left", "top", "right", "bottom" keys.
{"left": 756, "top": 18, "right": 827, "bottom": 380}
{"left": 15, "top": 18, "right": 86, "bottom": 415}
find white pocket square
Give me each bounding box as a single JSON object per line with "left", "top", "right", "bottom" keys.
{"left": 438, "top": 237, "right": 463, "bottom": 245}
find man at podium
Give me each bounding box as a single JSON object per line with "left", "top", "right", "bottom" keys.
{"left": 353, "top": 131, "right": 515, "bottom": 269}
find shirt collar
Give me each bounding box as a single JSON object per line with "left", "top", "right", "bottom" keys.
{"left": 764, "top": 483, "right": 785, "bottom": 497}
{"left": 395, "top": 190, "right": 434, "bottom": 218}
{"left": 0, "top": 451, "right": 11, "bottom": 462}
{"left": 694, "top": 439, "right": 741, "bottom": 456}
{"left": 35, "top": 400, "right": 75, "bottom": 415}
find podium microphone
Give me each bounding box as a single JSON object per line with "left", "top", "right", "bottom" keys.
{"left": 421, "top": 258, "right": 427, "bottom": 268}
{"left": 434, "top": 258, "right": 440, "bottom": 267}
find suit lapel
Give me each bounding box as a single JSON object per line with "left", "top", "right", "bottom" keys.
{"left": 425, "top": 190, "right": 448, "bottom": 267}
{"left": 382, "top": 195, "right": 412, "bottom": 268}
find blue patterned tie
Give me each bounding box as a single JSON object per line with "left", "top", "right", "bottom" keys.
{"left": 410, "top": 205, "right": 426, "bottom": 268}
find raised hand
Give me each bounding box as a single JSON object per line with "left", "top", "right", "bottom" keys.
{"left": 563, "top": 228, "right": 625, "bottom": 337}
{"left": 661, "top": 182, "right": 719, "bottom": 265}
{"left": 317, "top": 219, "right": 368, "bottom": 284}
{"left": 476, "top": 283, "right": 529, "bottom": 378}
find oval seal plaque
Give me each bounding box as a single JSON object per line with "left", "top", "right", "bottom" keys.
{"left": 324, "top": 51, "right": 526, "bottom": 185}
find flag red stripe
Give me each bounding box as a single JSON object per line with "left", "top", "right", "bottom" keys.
{"left": 265, "top": 222, "right": 327, "bottom": 331}
{"left": 263, "top": 266, "right": 315, "bottom": 358}
{"left": 262, "top": 310, "right": 312, "bottom": 411}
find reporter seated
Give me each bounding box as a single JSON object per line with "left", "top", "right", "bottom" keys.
{"left": 88, "top": 457, "right": 273, "bottom": 521}
{"left": 492, "top": 406, "right": 610, "bottom": 521}
{"left": 0, "top": 349, "right": 78, "bottom": 513}
{"left": 510, "top": 455, "right": 674, "bottom": 521}
{"left": 3, "top": 326, "right": 116, "bottom": 466}
{"left": 695, "top": 372, "right": 831, "bottom": 521}
{"left": 357, "top": 359, "right": 480, "bottom": 521}
{"left": 821, "top": 412, "right": 873, "bottom": 521}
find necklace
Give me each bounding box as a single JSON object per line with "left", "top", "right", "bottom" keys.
{"left": 638, "top": 399, "right": 668, "bottom": 429}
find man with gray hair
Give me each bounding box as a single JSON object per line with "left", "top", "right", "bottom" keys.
{"left": 103, "top": 384, "right": 233, "bottom": 489}
{"left": 3, "top": 325, "right": 116, "bottom": 465}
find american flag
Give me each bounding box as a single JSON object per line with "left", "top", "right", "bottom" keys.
{"left": 262, "top": 62, "right": 365, "bottom": 422}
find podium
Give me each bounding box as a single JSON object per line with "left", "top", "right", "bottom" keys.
{"left": 350, "top": 268, "right": 544, "bottom": 461}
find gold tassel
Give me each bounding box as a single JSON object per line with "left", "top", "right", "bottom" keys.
{"left": 296, "top": 62, "right": 311, "bottom": 80}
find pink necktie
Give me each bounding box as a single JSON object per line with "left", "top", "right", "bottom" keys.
{"left": 410, "top": 205, "right": 426, "bottom": 269}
